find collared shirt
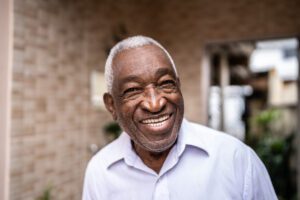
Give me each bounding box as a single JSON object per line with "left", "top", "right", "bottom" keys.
{"left": 82, "top": 119, "right": 277, "bottom": 200}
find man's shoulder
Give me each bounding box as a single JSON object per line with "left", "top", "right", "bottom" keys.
{"left": 87, "top": 134, "right": 125, "bottom": 170}
{"left": 183, "top": 120, "right": 253, "bottom": 172}
{"left": 83, "top": 135, "right": 127, "bottom": 199}
{"left": 184, "top": 120, "right": 249, "bottom": 154}
{"left": 185, "top": 120, "right": 244, "bottom": 143}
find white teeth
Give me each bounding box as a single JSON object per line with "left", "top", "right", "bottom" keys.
{"left": 141, "top": 115, "right": 170, "bottom": 126}
{"left": 148, "top": 122, "right": 164, "bottom": 127}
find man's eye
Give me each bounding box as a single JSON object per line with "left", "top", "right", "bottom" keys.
{"left": 160, "top": 80, "right": 176, "bottom": 88}
{"left": 123, "top": 87, "right": 142, "bottom": 96}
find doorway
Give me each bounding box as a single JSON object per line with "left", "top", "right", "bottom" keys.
{"left": 204, "top": 37, "right": 299, "bottom": 199}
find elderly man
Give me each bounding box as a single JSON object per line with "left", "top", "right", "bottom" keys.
{"left": 83, "top": 36, "right": 277, "bottom": 200}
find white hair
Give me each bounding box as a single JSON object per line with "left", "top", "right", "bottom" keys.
{"left": 104, "top": 35, "right": 178, "bottom": 93}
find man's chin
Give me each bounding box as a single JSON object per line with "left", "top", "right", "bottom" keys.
{"left": 139, "top": 136, "right": 178, "bottom": 153}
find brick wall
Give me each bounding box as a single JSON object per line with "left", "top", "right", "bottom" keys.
{"left": 11, "top": 1, "right": 107, "bottom": 199}
{"left": 11, "top": 0, "right": 164, "bottom": 199}
{"left": 11, "top": 0, "right": 300, "bottom": 199}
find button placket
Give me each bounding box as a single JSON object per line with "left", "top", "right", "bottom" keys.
{"left": 153, "top": 174, "right": 170, "bottom": 200}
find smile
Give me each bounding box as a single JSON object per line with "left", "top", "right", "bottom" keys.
{"left": 141, "top": 114, "right": 171, "bottom": 127}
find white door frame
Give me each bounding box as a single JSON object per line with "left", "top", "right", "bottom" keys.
{"left": 0, "top": 0, "right": 13, "bottom": 199}
{"left": 297, "top": 37, "right": 300, "bottom": 198}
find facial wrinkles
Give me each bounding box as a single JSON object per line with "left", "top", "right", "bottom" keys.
{"left": 111, "top": 45, "right": 184, "bottom": 153}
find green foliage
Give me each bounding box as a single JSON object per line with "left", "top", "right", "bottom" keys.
{"left": 251, "top": 108, "right": 280, "bottom": 133}
{"left": 247, "top": 109, "right": 296, "bottom": 200}
{"left": 103, "top": 122, "right": 122, "bottom": 140}
{"left": 37, "top": 186, "right": 52, "bottom": 200}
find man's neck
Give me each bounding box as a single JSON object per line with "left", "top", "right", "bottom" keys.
{"left": 133, "top": 143, "right": 172, "bottom": 174}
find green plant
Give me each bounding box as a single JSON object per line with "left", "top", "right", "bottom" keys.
{"left": 251, "top": 108, "right": 280, "bottom": 134}
{"left": 103, "top": 121, "right": 122, "bottom": 140}
{"left": 246, "top": 109, "right": 296, "bottom": 200}
{"left": 37, "top": 186, "right": 52, "bottom": 200}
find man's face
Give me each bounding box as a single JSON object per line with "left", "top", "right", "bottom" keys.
{"left": 104, "top": 44, "right": 184, "bottom": 153}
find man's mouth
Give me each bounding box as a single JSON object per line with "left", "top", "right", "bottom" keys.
{"left": 140, "top": 114, "right": 171, "bottom": 127}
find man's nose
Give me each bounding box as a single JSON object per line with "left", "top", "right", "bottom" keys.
{"left": 141, "top": 87, "right": 166, "bottom": 113}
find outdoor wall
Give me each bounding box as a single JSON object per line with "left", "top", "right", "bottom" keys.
{"left": 10, "top": 0, "right": 163, "bottom": 199}
{"left": 10, "top": 0, "right": 300, "bottom": 199}
{"left": 12, "top": 1, "right": 97, "bottom": 199}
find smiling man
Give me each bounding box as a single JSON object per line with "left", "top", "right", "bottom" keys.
{"left": 82, "top": 36, "right": 277, "bottom": 200}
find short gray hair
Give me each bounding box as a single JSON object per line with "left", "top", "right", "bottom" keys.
{"left": 104, "top": 35, "right": 178, "bottom": 93}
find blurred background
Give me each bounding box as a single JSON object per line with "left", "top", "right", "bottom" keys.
{"left": 1, "top": 0, "right": 300, "bottom": 199}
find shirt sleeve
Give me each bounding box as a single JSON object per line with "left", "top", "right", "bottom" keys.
{"left": 243, "top": 147, "right": 278, "bottom": 200}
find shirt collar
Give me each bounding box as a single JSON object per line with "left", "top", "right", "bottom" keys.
{"left": 103, "top": 132, "right": 137, "bottom": 169}
{"left": 176, "top": 118, "right": 210, "bottom": 157}
{"left": 104, "top": 118, "right": 210, "bottom": 169}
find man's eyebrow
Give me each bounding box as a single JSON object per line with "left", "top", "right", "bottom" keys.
{"left": 119, "top": 75, "right": 143, "bottom": 85}
{"left": 118, "top": 67, "right": 176, "bottom": 86}
{"left": 155, "top": 67, "right": 176, "bottom": 78}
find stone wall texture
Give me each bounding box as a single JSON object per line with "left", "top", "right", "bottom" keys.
{"left": 11, "top": 0, "right": 300, "bottom": 199}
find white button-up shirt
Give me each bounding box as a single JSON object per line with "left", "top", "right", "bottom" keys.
{"left": 83, "top": 119, "right": 277, "bottom": 200}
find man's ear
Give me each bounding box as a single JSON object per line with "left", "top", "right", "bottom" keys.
{"left": 103, "top": 93, "right": 117, "bottom": 120}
